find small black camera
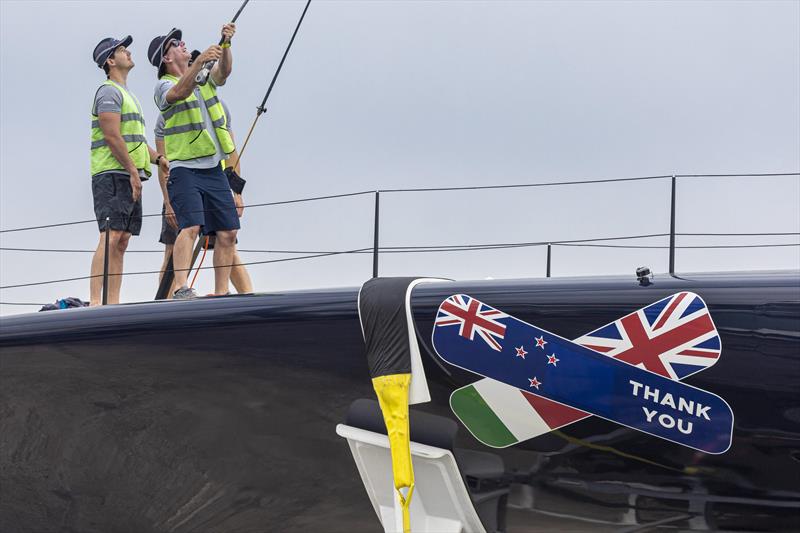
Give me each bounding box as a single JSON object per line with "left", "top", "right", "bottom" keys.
{"left": 636, "top": 266, "right": 653, "bottom": 286}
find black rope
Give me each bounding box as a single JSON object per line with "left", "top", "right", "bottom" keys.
{"left": 2, "top": 171, "right": 798, "bottom": 234}
{"left": 0, "top": 233, "right": 669, "bottom": 254}
{"left": 556, "top": 243, "right": 800, "bottom": 249}
{"left": 0, "top": 189, "right": 375, "bottom": 234}
{"left": 0, "top": 301, "right": 47, "bottom": 306}
{"left": 0, "top": 248, "right": 372, "bottom": 290}
{"left": 380, "top": 174, "right": 673, "bottom": 194}
{"left": 5, "top": 231, "right": 799, "bottom": 255}
{"left": 676, "top": 172, "right": 800, "bottom": 178}
{"left": 0, "top": 218, "right": 100, "bottom": 234}
{"left": 4, "top": 238, "right": 799, "bottom": 290}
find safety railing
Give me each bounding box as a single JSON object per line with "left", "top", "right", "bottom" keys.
{"left": 1, "top": 171, "right": 798, "bottom": 308}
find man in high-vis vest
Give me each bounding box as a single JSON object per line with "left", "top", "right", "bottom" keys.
{"left": 90, "top": 35, "right": 169, "bottom": 306}
{"left": 149, "top": 26, "right": 239, "bottom": 299}
{"left": 155, "top": 51, "right": 253, "bottom": 298}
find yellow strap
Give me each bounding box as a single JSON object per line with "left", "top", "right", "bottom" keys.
{"left": 398, "top": 485, "right": 414, "bottom": 533}
{"left": 372, "top": 373, "right": 414, "bottom": 532}
{"left": 221, "top": 42, "right": 231, "bottom": 49}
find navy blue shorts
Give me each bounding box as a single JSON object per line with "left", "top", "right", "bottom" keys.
{"left": 167, "top": 164, "right": 240, "bottom": 234}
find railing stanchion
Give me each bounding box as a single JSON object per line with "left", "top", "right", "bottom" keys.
{"left": 669, "top": 174, "right": 676, "bottom": 275}
{"left": 372, "top": 191, "right": 380, "bottom": 278}
{"left": 546, "top": 243, "right": 551, "bottom": 277}
{"left": 102, "top": 217, "right": 110, "bottom": 305}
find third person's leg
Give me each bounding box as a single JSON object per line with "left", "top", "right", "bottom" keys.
{"left": 212, "top": 229, "right": 238, "bottom": 295}
{"left": 230, "top": 249, "right": 253, "bottom": 293}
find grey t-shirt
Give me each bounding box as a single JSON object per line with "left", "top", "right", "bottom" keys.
{"left": 155, "top": 99, "right": 232, "bottom": 140}
{"left": 92, "top": 83, "right": 148, "bottom": 179}
{"left": 154, "top": 77, "right": 228, "bottom": 170}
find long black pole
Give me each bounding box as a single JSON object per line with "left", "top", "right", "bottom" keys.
{"left": 196, "top": 0, "right": 251, "bottom": 84}
{"left": 155, "top": 252, "right": 175, "bottom": 300}
{"left": 669, "top": 175, "right": 676, "bottom": 275}
{"left": 372, "top": 191, "right": 380, "bottom": 278}
{"left": 256, "top": 0, "right": 312, "bottom": 115}
{"left": 102, "top": 217, "right": 110, "bottom": 305}
{"left": 229, "top": 0, "right": 312, "bottom": 171}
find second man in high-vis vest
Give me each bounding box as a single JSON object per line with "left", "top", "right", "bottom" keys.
{"left": 89, "top": 35, "right": 170, "bottom": 306}
{"left": 149, "top": 25, "right": 239, "bottom": 299}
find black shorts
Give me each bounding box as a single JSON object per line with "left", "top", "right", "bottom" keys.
{"left": 159, "top": 205, "right": 179, "bottom": 245}
{"left": 92, "top": 173, "right": 143, "bottom": 235}
{"left": 201, "top": 232, "right": 238, "bottom": 250}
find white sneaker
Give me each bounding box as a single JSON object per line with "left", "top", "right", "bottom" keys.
{"left": 173, "top": 286, "right": 197, "bottom": 300}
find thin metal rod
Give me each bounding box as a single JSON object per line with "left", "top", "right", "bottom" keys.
{"left": 102, "top": 217, "right": 110, "bottom": 305}
{"left": 669, "top": 175, "right": 676, "bottom": 275}
{"left": 228, "top": 0, "right": 311, "bottom": 174}
{"left": 257, "top": 0, "right": 312, "bottom": 115}
{"left": 546, "top": 243, "right": 551, "bottom": 278}
{"left": 372, "top": 191, "right": 380, "bottom": 278}
{"left": 228, "top": 112, "right": 260, "bottom": 177}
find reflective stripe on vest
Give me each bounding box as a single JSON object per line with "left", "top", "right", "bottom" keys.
{"left": 159, "top": 74, "right": 235, "bottom": 162}
{"left": 90, "top": 80, "right": 151, "bottom": 177}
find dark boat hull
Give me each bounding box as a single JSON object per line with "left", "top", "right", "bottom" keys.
{"left": 1, "top": 272, "right": 799, "bottom": 532}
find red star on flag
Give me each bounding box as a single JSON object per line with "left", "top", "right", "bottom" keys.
{"left": 528, "top": 376, "right": 542, "bottom": 390}
{"left": 515, "top": 346, "right": 528, "bottom": 359}
{"left": 535, "top": 336, "right": 547, "bottom": 350}
{"left": 547, "top": 354, "right": 559, "bottom": 366}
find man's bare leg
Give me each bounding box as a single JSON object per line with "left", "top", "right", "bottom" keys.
{"left": 212, "top": 229, "right": 238, "bottom": 295}
{"left": 230, "top": 249, "right": 253, "bottom": 293}
{"left": 173, "top": 225, "right": 200, "bottom": 290}
{"left": 107, "top": 232, "right": 130, "bottom": 304}
{"left": 89, "top": 230, "right": 129, "bottom": 306}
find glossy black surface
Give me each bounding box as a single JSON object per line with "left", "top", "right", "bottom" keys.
{"left": 1, "top": 271, "right": 799, "bottom": 532}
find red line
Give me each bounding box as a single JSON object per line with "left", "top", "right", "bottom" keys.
{"left": 583, "top": 344, "right": 614, "bottom": 353}
{"left": 653, "top": 292, "right": 687, "bottom": 330}
{"left": 678, "top": 349, "right": 719, "bottom": 358}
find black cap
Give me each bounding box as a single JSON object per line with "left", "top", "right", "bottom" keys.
{"left": 93, "top": 35, "right": 133, "bottom": 68}
{"left": 148, "top": 28, "right": 182, "bottom": 68}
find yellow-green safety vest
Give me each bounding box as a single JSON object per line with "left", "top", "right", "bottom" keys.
{"left": 159, "top": 74, "right": 235, "bottom": 162}
{"left": 90, "top": 80, "right": 151, "bottom": 177}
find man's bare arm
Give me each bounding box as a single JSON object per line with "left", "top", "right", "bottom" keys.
{"left": 211, "top": 23, "right": 235, "bottom": 86}
{"left": 98, "top": 112, "right": 142, "bottom": 200}
{"left": 165, "top": 46, "right": 223, "bottom": 104}
{"left": 156, "top": 138, "right": 178, "bottom": 229}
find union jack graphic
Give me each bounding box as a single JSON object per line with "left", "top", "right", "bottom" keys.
{"left": 575, "top": 292, "right": 721, "bottom": 380}
{"left": 436, "top": 295, "right": 508, "bottom": 351}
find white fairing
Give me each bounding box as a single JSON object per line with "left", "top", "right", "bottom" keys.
{"left": 405, "top": 278, "right": 450, "bottom": 404}
{"left": 336, "top": 424, "right": 486, "bottom": 533}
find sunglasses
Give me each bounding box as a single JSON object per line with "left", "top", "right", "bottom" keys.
{"left": 164, "top": 38, "right": 184, "bottom": 53}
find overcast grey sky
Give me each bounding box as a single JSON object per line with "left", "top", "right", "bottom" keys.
{"left": 1, "top": 0, "right": 798, "bottom": 315}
